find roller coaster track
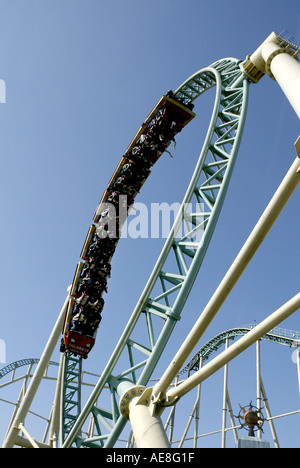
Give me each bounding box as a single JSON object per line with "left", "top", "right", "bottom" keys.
{"left": 1, "top": 326, "right": 299, "bottom": 447}
{"left": 179, "top": 325, "right": 300, "bottom": 376}
{"left": 2, "top": 31, "right": 300, "bottom": 449}
{"left": 61, "top": 57, "right": 251, "bottom": 448}
{"left": 0, "top": 359, "right": 45, "bottom": 380}
{"left": 2, "top": 324, "right": 298, "bottom": 383}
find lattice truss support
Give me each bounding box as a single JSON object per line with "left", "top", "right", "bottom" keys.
{"left": 61, "top": 58, "right": 250, "bottom": 448}
{"left": 162, "top": 326, "right": 300, "bottom": 449}
{"left": 61, "top": 355, "right": 82, "bottom": 445}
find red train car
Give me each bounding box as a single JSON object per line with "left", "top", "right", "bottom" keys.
{"left": 64, "top": 330, "right": 95, "bottom": 358}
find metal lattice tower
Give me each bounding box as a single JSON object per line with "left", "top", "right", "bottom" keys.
{"left": 62, "top": 56, "right": 250, "bottom": 448}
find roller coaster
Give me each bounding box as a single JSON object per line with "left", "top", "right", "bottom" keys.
{"left": 61, "top": 92, "right": 195, "bottom": 359}
{"left": 1, "top": 31, "right": 300, "bottom": 448}
{"left": 1, "top": 325, "right": 299, "bottom": 448}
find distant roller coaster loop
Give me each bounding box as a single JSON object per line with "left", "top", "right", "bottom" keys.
{"left": 1, "top": 326, "right": 299, "bottom": 448}
{"left": 179, "top": 325, "right": 300, "bottom": 376}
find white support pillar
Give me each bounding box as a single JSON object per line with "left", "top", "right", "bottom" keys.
{"left": 153, "top": 150, "right": 300, "bottom": 402}
{"left": 193, "top": 355, "right": 203, "bottom": 449}
{"left": 261, "top": 41, "right": 300, "bottom": 119}
{"left": 260, "top": 379, "right": 280, "bottom": 448}
{"left": 256, "top": 340, "right": 262, "bottom": 438}
{"left": 165, "top": 292, "right": 300, "bottom": 403}
{"left": 119, "top": 383, "right": 170, "bottom": 448}
{"left": 48, "top": 353, "right": 64, "bottom": 447}
{"left": 128, "top": 395, "right": 171, "bottom": 448}
{"left": 118, "top": 381, "right": 170, "bottom": 448}
{"left": 178, "top": 385, "right": 200, "bottom": 448}
{"left": 2, "top": 291, "right": 70, "bottom": 448}
{"left": 226, "top": 393, "right": 239, "bottom": 444}
{"left": 297, "top": 348, "right": 300, "bottom": 397}
{"left": 244, "top": 31, "right": 300, "bottom": 119}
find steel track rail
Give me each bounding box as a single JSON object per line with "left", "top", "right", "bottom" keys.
{"left": 179, "top": 325, "right": 300, "bottom": 376}
{"left": 61, "top": 57, "right": 250, "bottom": 448}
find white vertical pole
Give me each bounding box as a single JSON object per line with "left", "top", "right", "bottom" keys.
{"left": 2, "top": 292, "right": 70, "bottom": 448}
{"left": 297, "top": 348, "right": 300, "bottom": 397}
{"left": 4, "top": 361, "right": 35, "bottom": 440}
{"left": 48, "top": 353, "right": 64, "bottom": 447}
{"left": 221, "top": 338, "right": 229, "bottom": 448}
{"left": 227, "top": 393, "right": 239, "bottom": 443}
{"left": 260, "top": 379, "right": 280, "bottom": 448}
{"left": 256, "top": 340, "right": 262, "bottom": 438}
{"left": 193, "top": 355, "right": 203, "bottom": 448}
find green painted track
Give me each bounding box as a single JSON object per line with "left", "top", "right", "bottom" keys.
{"left": 179, "top": 325, "right": 300, "bottom": 375}
{"left": 62, "top": 57, "right": 250, "bottom": 448}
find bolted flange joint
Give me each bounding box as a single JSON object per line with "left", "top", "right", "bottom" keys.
{"left": 119, "top": 385, "right": 146, "bottom": 420}
{"left": 265, "top": 47, "right": 298, "bottom": 80}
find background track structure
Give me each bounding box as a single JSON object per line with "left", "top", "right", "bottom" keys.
{"left": 1, "top": 324, "right": 299, "bottom": 448}
{"left": 179, "top": 325, "right": 300, "bottom": 375}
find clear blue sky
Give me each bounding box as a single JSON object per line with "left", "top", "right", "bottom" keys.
{"left": 0, "top": 0, "right": 299, "bottom": 448}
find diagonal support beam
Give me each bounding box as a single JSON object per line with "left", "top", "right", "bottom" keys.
{"left": 153, "top": 149, "right": 300, "bottom": 402}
